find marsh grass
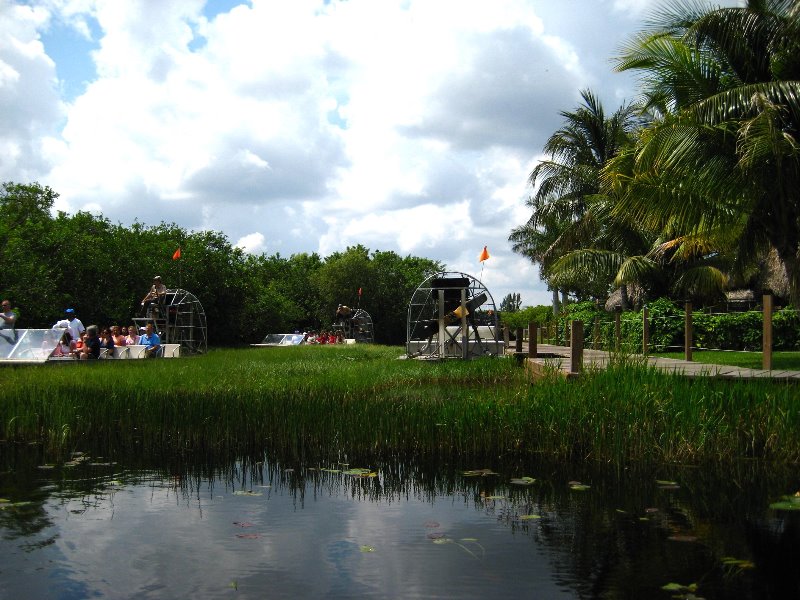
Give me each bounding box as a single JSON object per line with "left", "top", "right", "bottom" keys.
{"left": 1, "top": 345, "right": 798, "bottom": 465}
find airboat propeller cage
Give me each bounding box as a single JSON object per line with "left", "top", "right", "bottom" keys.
{"left": 333, "top": 307, "right": 374, "bottom": 343}
{"left": 406, "top": 271, "right": 504, "bottom": 359}
{"left": 134, "top": 288, "right": 208, "bottom": 354}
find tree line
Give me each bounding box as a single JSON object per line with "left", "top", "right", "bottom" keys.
{"left": 0, "top": 182, "right": 443, "bottom": 345}
{"left": 511, "top": 0, "right": 800, "bottom": 312}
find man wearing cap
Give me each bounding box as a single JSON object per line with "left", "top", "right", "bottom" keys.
{"left": 53, "top": 308, "right": 86, "bottom": 341}
{"left": 141, "top": 276, "right": 167, "bottom": 318}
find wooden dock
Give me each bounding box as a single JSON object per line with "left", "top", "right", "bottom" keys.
{"left": 516, "top": 343, "right": 800, "bottom": 381}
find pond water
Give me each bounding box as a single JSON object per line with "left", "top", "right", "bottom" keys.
{"left": 1, "top": 450, "right": 799, "bottom": 599}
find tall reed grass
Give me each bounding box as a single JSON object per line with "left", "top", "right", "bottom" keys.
{"left": 1, "top": 345, "right": 798, "bottom": 465}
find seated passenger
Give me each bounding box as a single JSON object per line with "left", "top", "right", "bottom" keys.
{"left": 139, "top": 322, "right": 161, "bottom": 358}
{"left": 51, "top": 330, "right": 74, "bottom": 358}
{"left": 327, "top": 332, "right": 337, "bottom": 344}
{"left": 99, "top": 328, "right": 116, "bottom": 356}
{"left": 126, "top": 324, "right": 140, "bottom": 345}
{"left": 111, "top": 325, "right": 126, "bottom": 347}
{"left": 79, "top": 326, "right": 101, "bottom": 360}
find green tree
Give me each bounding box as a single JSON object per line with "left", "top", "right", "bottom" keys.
{"left": 499, "top": 292, "right": 522, "bottom": 312}
{"left": 0, "top": 182, "right": 60, "bottom": 323}
{"left": 511, "top": 90, "right": 640, "bottom": 304}
{"left": 610, "top": 0, "right": 800, "bottom": 304}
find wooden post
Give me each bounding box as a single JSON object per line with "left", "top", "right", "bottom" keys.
{"left": 593, "top": 318, "right": 600, "bottom": 350}
{"left": 642, "top": 306, "right": 650, "bottom": 356}
{"left": 570, "top": 320, "right": 583, "bottom": 374}
{"left": 614, "top": 310, "right": 621, "bottom": 352}
{"left": 684, "top": 302, "right": 693, "bottom": 361}
{"left": 503, "top": 325, "right": 510, "bottom": 351}
{"left": 763, "top": 294, "right": 773, "bottom": 371}
{"left": 515, "top": 327, "right": 523, "bottom": 354}
{"left": 528, "top": 322, "right": 538, "bottom": 358}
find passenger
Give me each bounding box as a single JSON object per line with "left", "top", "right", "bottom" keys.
{"left": 53, "top": 308, "right": 86, "bottom": 341}
{"left": 316, "top": 330, "right": 328, "bottom": 345}
{"left": 111, "top": 325, "right": 126, "bottom": 347}
{"left": 139, "top": 322, "right": 161, "bottom": 358}
{"left": 327, "top": 331, "right": 337, "bottom": 344}
{"left": 141, "top": 276, "right": 167, "bottom": 317}
{"left": 99, "top": 327, "right": 116, "bottom": 357}
{"left": 126, "top": 324, "right": 140, "bottom": 346}
{"left": 52, "top": 330, "right": 73, "bottom": 358}
{"left": 72, "top": 331, "right": 86, "bottom": 357}
{"left": 79, "top": 326, "right": 101, "bottom": 360}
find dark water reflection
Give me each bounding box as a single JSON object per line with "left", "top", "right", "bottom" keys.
{"left": 1, "top": 446, "right": 799, "bottom": 599}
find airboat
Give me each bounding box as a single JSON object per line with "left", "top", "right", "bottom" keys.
{"left": 251, "top": 333, "right": 306, "bottom": 347}
{"left": 406, "top": 271, "right": 504, "bottom": 359}
{"left": 0, "top": 288, "right": 207, "bottom": 364}
{"left": 251, "top": 306, "right": 375, "bottom": 348}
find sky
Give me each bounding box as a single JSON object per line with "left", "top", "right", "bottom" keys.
{"left": 0, "top": 0, "right": 737, "bottom": 308}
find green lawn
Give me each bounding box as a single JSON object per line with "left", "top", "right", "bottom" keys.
{"left": 657, "top": 350, "right": 800, "bottom": 371}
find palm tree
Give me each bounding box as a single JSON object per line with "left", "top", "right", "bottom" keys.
{"left": 510, "top": 90, "right": 640, "bottom": 305}
{"left": 610, "top": 0, "right": 800, "bottom": 304}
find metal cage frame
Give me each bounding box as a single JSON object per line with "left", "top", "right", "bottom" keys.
{"left": 332, "top": 308, "right": 374, "bottom": 343}
{"left": 134, "top": 288, "right": 208, "bottom": 354}
{"left": 406, "top": 271, "right": 503, "bottom": 359}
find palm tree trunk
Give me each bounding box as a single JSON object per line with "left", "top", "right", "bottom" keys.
{"left": 775, "top": 245, "right": 800, "bottom": 307}
{"left": 552, "top": 288, "right": 560, "bottom": 318}
{"left": 620, "top": 284, "right": 630, "bottom": 311}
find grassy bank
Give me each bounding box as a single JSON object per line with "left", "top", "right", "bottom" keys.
{"left": 1, "top": 345, "right": 798, "bottom": 464}
{"left": 657, "top": 350, "right": 800, "bottom": 371}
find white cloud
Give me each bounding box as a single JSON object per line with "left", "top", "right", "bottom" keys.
{"left": 235, "top": 231, "right": 266, "bottom": 253}
{"left": 2, "top": 0, "right": 717, "bottom": 308}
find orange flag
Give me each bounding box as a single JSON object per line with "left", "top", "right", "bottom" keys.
{"left": 172, "top": 247, "right": 181, "bottom": 260}
{"left": 478, "top": 246, "right": 490, "bottom": 262}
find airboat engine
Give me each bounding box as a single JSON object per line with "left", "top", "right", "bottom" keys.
{"left": 406, "top": 271, "right": 504, "bottom": 359}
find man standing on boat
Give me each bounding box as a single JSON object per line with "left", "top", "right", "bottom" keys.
{"left": 141, "top": 276, "right": 167, "bottom": 318}
{"left": 0, "top": 299, "right": 18, "bottom": 343}
{"left": 140, "top": 322, "right": 161, "bottom": 358}
{"left": 53, "top": 308, "right": 85, "bottom": 341}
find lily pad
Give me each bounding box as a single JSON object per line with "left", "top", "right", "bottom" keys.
{"left": 569, "top": 484, "right": 591, "bottom": 491}
{"left": 510, "top": 477, "right": 536, "bottom": 485}
{"left": 360, "top": 545, "right": 376, "bottom": 553}
{"left": 722, "top": 557, "right": 755, "bottom": 569}
{"left": 520, "top": 514, "right": 542, "bottom": 520}
{"left": 661, "top": 582, "right": 698, "bottom": 593}
{"left": 770, "top": 495, "right": 800, "bottom": 511}
{"left": 236, "top": 533, "right": 260, "bottom": 539}
{"left": 432, "top": 538, "right": 452, "bottom": 545}
{"left": 233, "top": 491, "right": 263, "bottom": 496}
{"left": 667, "top": 534, "right": 698, "bottom": 543}
{"left": 463, "top": 469, "right": 498, "bottom": 477}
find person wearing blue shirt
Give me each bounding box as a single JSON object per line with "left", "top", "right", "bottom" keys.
{"left": 140, "top": 322, "right": 161, "bottom": 358}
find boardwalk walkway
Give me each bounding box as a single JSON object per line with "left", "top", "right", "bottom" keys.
{"left": 517, "top": 343, "right": 800, "bottom": 381}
